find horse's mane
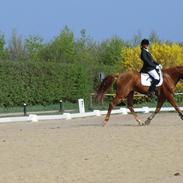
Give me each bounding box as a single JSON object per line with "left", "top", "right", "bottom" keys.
{"left": 164, "top": 66, "right": 183, "bottom": 75}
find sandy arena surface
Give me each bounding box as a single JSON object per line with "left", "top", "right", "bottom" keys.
{"left": 0, "top": 112, "right": 183, "bottom": 183}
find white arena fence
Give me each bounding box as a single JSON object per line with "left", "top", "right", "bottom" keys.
{"left": 0, "top": 96, "right": 183, "bottom": 123}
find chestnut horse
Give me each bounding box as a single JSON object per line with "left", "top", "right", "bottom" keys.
{"left": 96, "top": 66, "right": 183, "bottom": 126}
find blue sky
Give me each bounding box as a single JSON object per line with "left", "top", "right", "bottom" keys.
{"left": 0, "top": 0, "right": 183, "bottom": 42}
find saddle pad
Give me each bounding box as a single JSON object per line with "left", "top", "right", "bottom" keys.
{"left": 141, "top": 70, "right": 163, "bottom": 87}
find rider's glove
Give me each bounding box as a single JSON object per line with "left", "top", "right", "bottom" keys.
{"left": 156, "top": 65, "right": 160, "bottom": 70}
{"left": 159, "top": 64, "right": 163, "bottom": 69}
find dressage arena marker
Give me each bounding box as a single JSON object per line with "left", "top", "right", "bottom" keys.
{"left": 78, "top": 99, "right": 85, "bottom": 114}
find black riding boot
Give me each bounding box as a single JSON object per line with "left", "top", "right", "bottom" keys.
{"left": 148, "top": 79, "right": 159, "bottom": 97}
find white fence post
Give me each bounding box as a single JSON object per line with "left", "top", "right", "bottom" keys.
{"left": 78, "top": 99, "right": 85, "bottom": 114}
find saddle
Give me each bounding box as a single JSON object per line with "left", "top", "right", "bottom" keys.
{"left": 141, "top": 69, "right": 163, "bottom": 87}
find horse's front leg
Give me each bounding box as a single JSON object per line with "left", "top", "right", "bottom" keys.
{"left": 127, "top": 91, "right": 145, "bottom": 126}
{"left": 128, "top": 106, "right": 145, "bottom": 126}
{"left": 166, "top": 93, "right": 183, "bottom": 121}
{"left": 103, "top": 96, "right": 122, "bottom": 127}
{"left": 145, "top": 95, "right": 166, "bottom": 125}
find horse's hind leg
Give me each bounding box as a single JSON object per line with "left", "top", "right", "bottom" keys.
{"left": 127, "top": 91, "right": 144, "bottom": 126}
{"left": 103, "top": 95, "right": 122, "bottom": 127}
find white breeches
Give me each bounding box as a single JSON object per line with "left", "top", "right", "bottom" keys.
{"left": 148, "top": 69, "right": 160, "bottom": 80}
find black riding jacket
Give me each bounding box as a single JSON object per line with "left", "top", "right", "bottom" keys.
{"left": 140, "top": 48, "right": 158, "bottom": 73}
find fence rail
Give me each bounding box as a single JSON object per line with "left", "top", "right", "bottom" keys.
{"left": 0, "top": 92, "right": 182, "bottom": 123}
{"left": 90, "top": 92, "right": 183, "bottom": 97}
{"left": 0, "top": 98, "right": 183, "bottom": 123}
{"left": 90, "top": 92, "right": 183, "bottom": 108}
{"left": 0, "top": 106, "right": 182, "bottom": 123}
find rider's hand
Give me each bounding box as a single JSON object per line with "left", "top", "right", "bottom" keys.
{"left": 159, "top": 64, "right": 163, "bottom": 69}
{"left": 156, "top": 65, "right": 160, "bottom": 70}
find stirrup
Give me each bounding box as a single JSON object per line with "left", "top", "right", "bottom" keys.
{"left": 147, "top": 91, "right": 155, "bottom": 98}
{"left": 155, "top": 89, "right": 160, "bottom": 97}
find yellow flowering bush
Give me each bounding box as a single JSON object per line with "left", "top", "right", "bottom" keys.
{"left": 121, "top": 46, "right": 142, "bottom": 71}
{"left": 121, "top": 43, "right": 183, "bottom": 90}
{"left": 150, "top": 43, "right": 183, "bottom": 67}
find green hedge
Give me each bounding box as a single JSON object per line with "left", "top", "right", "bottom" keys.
{"left": 0, "top": 61, "right": 119, "bottom": 107}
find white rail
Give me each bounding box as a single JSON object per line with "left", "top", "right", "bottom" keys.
{"left": 0, "top": 106, "right": 182, "bottom": 123}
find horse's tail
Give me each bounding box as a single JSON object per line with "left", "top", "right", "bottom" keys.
{"left": 96, "top": 73, "right": 119, "bottom": 102}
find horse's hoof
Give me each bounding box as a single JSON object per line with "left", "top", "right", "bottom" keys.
{"left": 145, "top": 119, "right": 151, "bottom": 125}
{"left": 180, "top": 114, "right": 183, "bottom": 120}
{"left": 103, "top": 121, "right": 108, "bottom": 127}
{"left": 140, "top": 122, "right": 146, "bottom": 126}
{"left": 136, "top": 118, "right": 145, "bottom": 126}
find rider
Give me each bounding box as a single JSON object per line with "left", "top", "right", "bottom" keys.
{"left": 140, "top": 39, "right": 162, "bottom": 97}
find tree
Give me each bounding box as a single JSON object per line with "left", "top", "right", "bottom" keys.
{"left": 98, "top": 36, "right": 125, "bottom": 65}
{"left": 25, "top": 35, "right": 44, "bottom": 61}
{"left": 131, "top": 31, "right": 142, "bottom": 46}
{"left": 41, "top": 26, "right": 75, "bottom": 63}
{"left": 149, "top": 31, "right": 160, "bottom": 43}
{"left": 8, "top": 30, "right": 26, "bottom": 61}
{"left": 74, "top": 29, "right": 98, "bottom": 65}
{"left": 0, "top": 32, "right": 6, "bottom": 59}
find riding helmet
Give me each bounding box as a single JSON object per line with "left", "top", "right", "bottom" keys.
{"left": 141, "top": 39, "right": 150, "bottom": 46}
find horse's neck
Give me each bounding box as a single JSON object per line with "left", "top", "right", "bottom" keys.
{"left": 165, "top": 67, "right": 183, "bottom": 85}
